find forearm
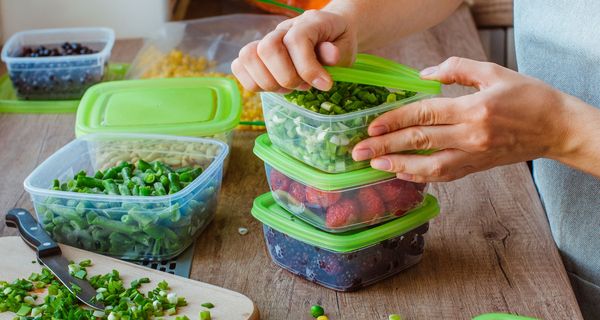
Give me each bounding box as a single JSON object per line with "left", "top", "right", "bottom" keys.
{"left": 323, "top": 0, "right": 462, "bottom": 51}
{"left": 551, "top": 95, "right": 600, "bottom": 178}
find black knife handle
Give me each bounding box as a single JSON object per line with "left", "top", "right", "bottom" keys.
{"left": 6, "top": 208, "right": 61, "bottom": 257}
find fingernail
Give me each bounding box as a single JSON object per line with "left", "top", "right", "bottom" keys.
{"left": 353, "top": 148, "right": 373, "bottom": 161}
{"left": 420, "top": 66, "right": 439, "bottom": 77}
{"left": 369, "top": 125, "right": 388, "bottom": 136}
{"left": 277, "top": 88, "right": 292, "bottom": 94}
{"left": 371, "top": 158, "right": 391, "bottom": 171}
{"left": 296, "top": 83, "right": 311, "bottom": 91}
{"left": 397, "top": 173, "right": 414, "bottom": 181}
{"left": 312, "top": 76, "right": 331, "bottom": 91}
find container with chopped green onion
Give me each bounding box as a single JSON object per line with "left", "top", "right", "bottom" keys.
{"left": 262, "top": 82, "right": 430, "bottom": 173}
{"left": 261, "top": 54, "right": 439, "bottom": 173}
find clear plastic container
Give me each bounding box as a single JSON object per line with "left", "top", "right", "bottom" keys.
{"left": 261, "top": 91, "right": 429, "bottom": 173}
{"left": 1, "top": 27, "right": 115, "bottom": 100}
{"left": 75, "top": 77, "right": 241, "bottom": 172}
{"left": 254, "top": 134, "right": 427, "bottom": 232}
{"left": 251, "top": 192, "right": 440, "bottom": 291}
{"left": 125, "top": 14, "right": 284, "bottom": 129}
{"left": 24, "top": 133, "right": 229, "bottom": 261}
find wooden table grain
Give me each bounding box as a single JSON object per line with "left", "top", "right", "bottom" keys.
{"left": 0, "top": 6, "right": 583, "bottom": 320}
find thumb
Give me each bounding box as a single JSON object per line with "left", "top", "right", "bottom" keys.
{"left": 419, "top": 56, "right": 502, "bottom": 89}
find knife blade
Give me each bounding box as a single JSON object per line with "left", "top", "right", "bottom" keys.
{"left": 6, "top": 208, "right": 104, "bottom": 310}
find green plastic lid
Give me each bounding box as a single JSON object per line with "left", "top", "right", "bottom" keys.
{"left": 252, "top": 192, "right": 439, "bottom": 252}
{"left": 473, "top": 314, "right": 538, "bottom": 320}
{"left": 325, "top": 53, "right": 442, "bottom": 94}
{"left": 0, "top": 63, "right": 128, "bottom": 114}
{"left": 75, "top": 77, "right": 241, "bottom": 137}
{"left": 253, "top": 133, "right": 395, "bottom": 191}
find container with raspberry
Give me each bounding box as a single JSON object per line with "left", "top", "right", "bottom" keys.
{"left": 255, "top": 134, "right": 428, "bottom": 233}
{"left": 251, "top": 192, "right": 440, "bottom": 291}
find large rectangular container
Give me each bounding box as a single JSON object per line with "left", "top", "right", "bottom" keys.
{"left": 24, "top": 133, "right": 228, "bottom": 261}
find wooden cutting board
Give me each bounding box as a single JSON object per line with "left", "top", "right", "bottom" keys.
{"left": 0, "top": 236, "right": 259, "bottom": 320}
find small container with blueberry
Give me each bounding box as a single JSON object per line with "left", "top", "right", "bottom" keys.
{"left": 1, "top": 27, "right": 115, "bottom": 100}
{"left": 251, "top": 192, "right": 439, "bottom": 291}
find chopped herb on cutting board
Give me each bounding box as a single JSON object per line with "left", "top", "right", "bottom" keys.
{"left": 0, "top": 259, "right": 208, "bottom": 319}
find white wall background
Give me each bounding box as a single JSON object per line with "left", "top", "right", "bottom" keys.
{"left": 0, "top": 0, "right": 170, "bottom": 42}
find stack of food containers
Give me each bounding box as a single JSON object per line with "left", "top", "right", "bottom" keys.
{"left": 251, "top": 54, "right": 442, "bottom": 291}
{"left": 25, "top": 133, "right": 229, "bottom": 261}
{"left": 75, "top": 77, "right": 241, "bottom": 170}
{"left": 22, "top": 76, "right": 242, "bottom": 261}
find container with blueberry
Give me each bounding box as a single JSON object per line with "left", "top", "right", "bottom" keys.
{"left": 251, "top": 192, "right": 439, "bottom": 291}
{"left": 1, "top": 27, "right": 115, "bottom": 100}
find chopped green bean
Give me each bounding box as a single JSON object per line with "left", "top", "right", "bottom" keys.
{"left": 137, "top": 159, "right": 153, "bottom": 172}
{"left": 43, "top": 159, "right": 216, "bottom": 259}
{"left": 168, "top": 173, "right": 182, "bottom": 194}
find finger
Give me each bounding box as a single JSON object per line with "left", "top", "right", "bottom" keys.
{"left": 419, "top": 56, "right": 504, "bottom": 89}
{"left": 353, "top": 125, "right": 465, "bottom": 161}
{"left": 282, "top": 20, "right": 333, "bottom": 90}
{"left": 231, "top": 58, "right": 260, "bottom": 92}
{"left": 370, "top": 149, "right": 474, "bottom": 180}
{"left": 275, "top": 18, "right": 295, "bottom": 31}
{"left": 238, "top": 41, "right": 284, "bottom": 92}
{"left": 367, "top": 97, "right": 466, "bottom": 136}
{"left": 316, "top": 42, "right": 340, "bottom": 66}
{"left": 257, "top": 29, "right": 305, "bottom": 90}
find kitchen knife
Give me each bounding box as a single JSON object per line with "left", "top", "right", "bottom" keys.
{"left": 5, "top": 208, "right": 104, "bottom": 310}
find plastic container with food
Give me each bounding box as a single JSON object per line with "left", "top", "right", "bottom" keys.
{"left": 125, "top": 14, "right": 285, "bottom": 130}
{"left": 0, "top": 27, "right": 115, "bottom": 100}
{"left": 254, "top": 134, "right": 427, "bottom": 233}
{"left": 262, "top": 53, "right": 441, "bottom": 173}
{"left": 75, "top": 77, "right": 241, "bottom": 170}
{"left": 251, "top": 192, "right": 439, "bottom": 291}
{"left": 24, "top": 133, "right": 229, "bottom": 261}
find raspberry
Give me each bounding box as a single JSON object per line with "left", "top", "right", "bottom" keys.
{"left": 357, "top": 187, "right": 386, "bottom": 222}
{"left": 384, "top": 188, "right": 424, "bottom": 216}
{"left": 325, "top": 199, "right": 359, "bottom": 228}
{"left": 269, "top": 169, "right": 290, "bottom": 192}
{"left": 374, "top": 179, "right": 416, "bottom": 201}
{"left": 288, "top": 182, "right": 306, "bottom": 204}
{"left": 305, "top": 187, "right": 341, "bottom": 208}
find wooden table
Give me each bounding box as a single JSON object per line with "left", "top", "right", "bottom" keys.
{"left": 0, "top": 5, "right": 583, "bottom": 320}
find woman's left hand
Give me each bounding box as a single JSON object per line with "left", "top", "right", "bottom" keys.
{"left": 351, "top": 57, "right": 574, "bottom": 182}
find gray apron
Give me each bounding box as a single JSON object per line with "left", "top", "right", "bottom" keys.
{"left": 514, "top": 1, "right": 600, "bottom": 318}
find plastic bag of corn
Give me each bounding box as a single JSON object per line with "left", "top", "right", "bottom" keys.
{"left": 127, "top": 14, "right": 286, "bottom": 130}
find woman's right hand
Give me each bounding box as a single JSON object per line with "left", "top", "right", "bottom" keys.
{"left": 231, "top": 9, "right": 357, "bottom": 93}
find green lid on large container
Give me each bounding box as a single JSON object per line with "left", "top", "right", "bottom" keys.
{"left": 75, "top": 77, "right": 241, "bottom": 137}
{"left": 252, "top": 192, "right": 439, "bottom": 253}
{"left": 254, "top": 133, "right": 395, "bottom": 190}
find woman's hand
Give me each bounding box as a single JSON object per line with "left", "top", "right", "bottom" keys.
{"left": 352, "top": 57, "right": 579, "bottom": 182}
{"left": 231, "top": 9, "right": 357, "bottom": 93}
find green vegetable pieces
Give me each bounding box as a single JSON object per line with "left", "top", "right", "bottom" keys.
{"left": 55, "top": 160, "right": 202, "bottom": 197}
{"left": 37, "top": 159, "right": 218, "bottom": 260}
{"left": 284, "top": 81, "right": 416, "bottom": 115}
{"left": 0, "top": 261, "right": 192, "bottom": 319}
{"left": 310, "top": 304, "right": 325, "bottom": 318}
